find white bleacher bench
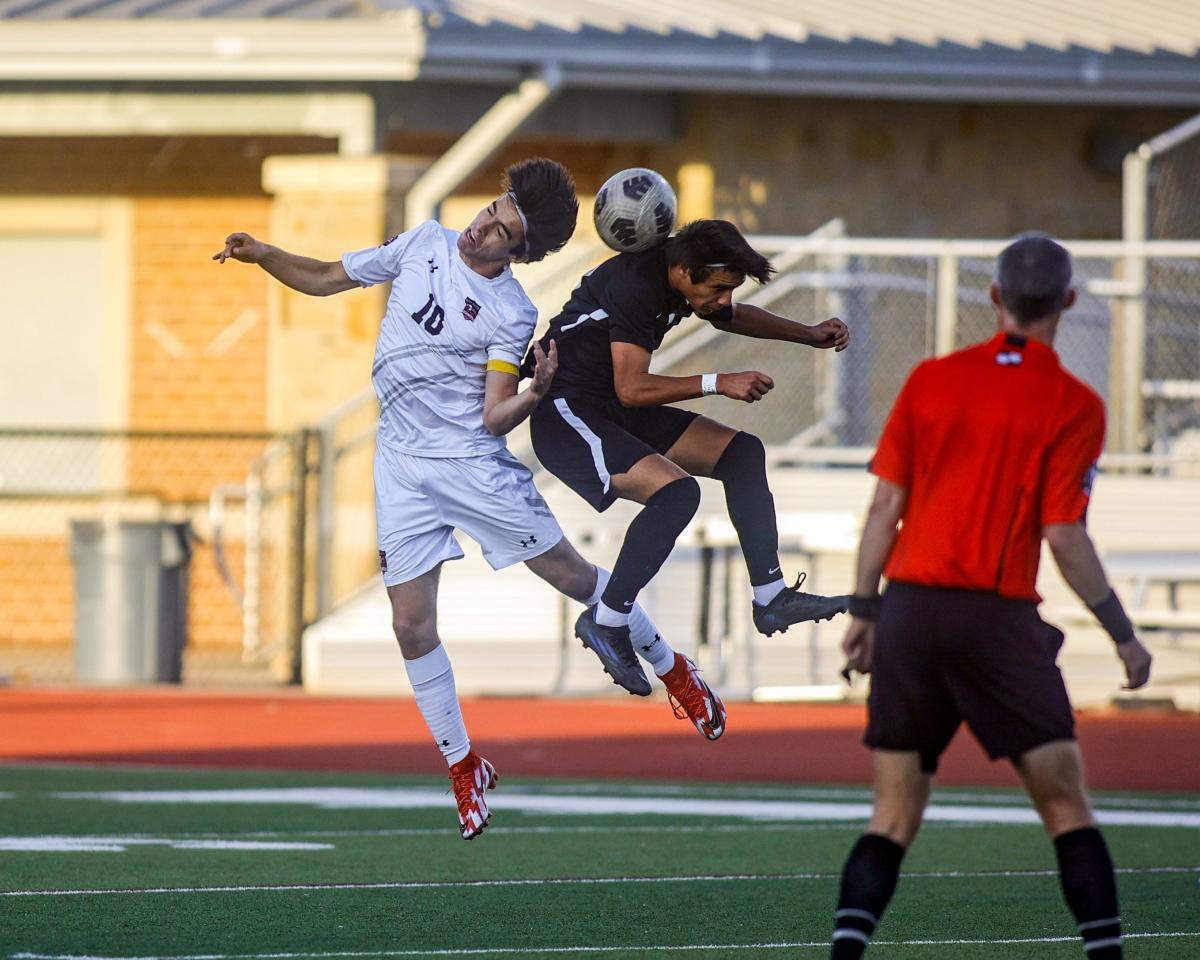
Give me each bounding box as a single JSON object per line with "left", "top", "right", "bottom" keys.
{"left": 691, "top": 510, "right": 861, "bottom": 554}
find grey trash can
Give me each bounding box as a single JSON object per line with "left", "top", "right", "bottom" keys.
{"left": 71, "top": 519, "right": 194, "bottom": 685}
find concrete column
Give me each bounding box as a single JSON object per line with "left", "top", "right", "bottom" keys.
{"left": 261, "top": 154, "right": 426, "bottom": 430}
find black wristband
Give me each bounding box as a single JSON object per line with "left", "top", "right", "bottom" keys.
{"left": 848, "top": 594, "right": 882, "bottom": 621}
{"left": 1088, "top": 589, "right": 1135, "bottom": 646}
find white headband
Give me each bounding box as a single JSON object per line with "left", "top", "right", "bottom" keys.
{"left": 507, "top": 192, "right": 530, "bottom": 256}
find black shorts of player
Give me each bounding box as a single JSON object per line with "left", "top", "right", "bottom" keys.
{"left": 865, "top": 581, "right": 1075, "bottom": 774}
{"left": 529, "top": 395, "right": 698, "bottom": 511}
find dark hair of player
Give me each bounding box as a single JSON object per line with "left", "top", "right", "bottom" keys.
{"left": 996, "top": 232, "right": 1073, "bottom": 325}
{"left": 664, "top": 220, "right": 775, "bottom": 285}
{"left": 503, "top": 157, "right": 579, "bottom": 263}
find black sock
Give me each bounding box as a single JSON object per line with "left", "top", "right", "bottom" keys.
{"left": 831, "top": 833, "right": 906, "bottom": 959}
{"left": 1054, "top": 827, "right": 1123, "bottom": 959}
{"left": 600, "top": 476, "right": 700, "bottom": 612}
{"left": 710, "top": 432, "right": 780, "bottom": 585}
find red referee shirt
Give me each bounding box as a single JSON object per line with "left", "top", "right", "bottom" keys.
{"left": 871, "top": 332, "right": 1105, "bottom": 600}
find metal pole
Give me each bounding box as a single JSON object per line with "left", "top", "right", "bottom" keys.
{"left": 1119, "top": 150, "right": 1149, "bottom": 456}
{"left": 315, "top": 425, "right": 335, "bottom": 619}
{"left": 242, "top": 466, "right": 262, "bottom": 662}
{"left": 288, "top": 429, "right": 311, "bottom": 685}
{"left": 934, "top": 247, "right": 959, "bottom": 356}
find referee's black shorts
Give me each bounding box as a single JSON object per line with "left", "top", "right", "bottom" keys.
{"left": 530, "top": 395, "right": 698, "bottom": 511}
{"left": 865, "top": 581, "right": 1076, "bottom": 773}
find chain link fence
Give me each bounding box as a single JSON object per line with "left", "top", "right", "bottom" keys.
{"left": 649, "top": 237, "right": 1200, "bottom": 468}
{"left": 1129, "top": 113, "right": 1200, "bottom": 461}
{"left": 0, "top": 429, "right": 307, "bottom": 686}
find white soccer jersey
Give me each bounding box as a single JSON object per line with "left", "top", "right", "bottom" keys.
{"left": 342, "top": 220, "right": 537, "bottom": 458}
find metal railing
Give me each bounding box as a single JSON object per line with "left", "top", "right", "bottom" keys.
{"left": 304, "top": 231, "right": 1200, "bottom": 631}
{"left": 652, "top": 236, "right": 1200, "bottom": 466}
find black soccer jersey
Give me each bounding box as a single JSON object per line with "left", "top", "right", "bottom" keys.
{"left": 522, "top": 248, "right": 730, "bottom": 401}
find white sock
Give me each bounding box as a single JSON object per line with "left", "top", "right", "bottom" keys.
{"left": 594, "top": 600, "right": 631, "bottom": 628}
{"left": 753, "top": 577, "right": 786, "bottom": 607}
{"left": 589, "top": 566, "right": 676, "bottom": 675}
{"left": 403, "top": 645, "right": 470, "bottom": 766}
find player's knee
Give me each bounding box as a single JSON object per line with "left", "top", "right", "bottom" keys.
{"left": 867, "top": 811, "right": 921, "bottom": 849}
{"left": 659, "top": 474, "right": 701, "bottom": 516}
{"left": 392, "top": 613, "right": 436, "bottom": 657}
{"left": 711, "top": 431, "right": 766, "bottom": 483}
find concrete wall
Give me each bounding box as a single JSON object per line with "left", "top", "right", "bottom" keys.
{"left": 388, "top": 97, "right": 1191, "bottom": 240}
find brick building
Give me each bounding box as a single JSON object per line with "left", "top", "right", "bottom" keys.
{"left": 1, "top": 2, "right": 1198, "bottom": 682}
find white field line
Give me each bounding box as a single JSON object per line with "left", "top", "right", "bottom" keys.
{"left": 8, "top": 930, "right": 1200, "bottom": 958}
{"left": 3, "top": 865, "right": 1195, "bottom": 898}
{"left": 0, "top": 838, "right": 333, "bottom": 853}
{"left": 9, "top": 767, "right": 1200, "bottom": 811}
{"left": 50, "top": 787, "right": 1200, "bottom": 828}
{"left": 0, "top": 824, "right": 872, "bottom": 846}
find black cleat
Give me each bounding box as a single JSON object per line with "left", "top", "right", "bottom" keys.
{"left": 752, "top": 573, "right": 850, "bottom": 637}
{"left": 575, "top": 606, "right": 652, "bottom": 696}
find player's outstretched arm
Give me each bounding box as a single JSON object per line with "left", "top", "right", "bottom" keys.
{"left": 482, "top": 340, "right": 557, "bottom": 436}
{"left": 715, "top": 303, "right": 850, "bottom": 351}
{"left": 1044, "top": 522, "right": 1152, "bottom": 689}
{"left": 611, "top": 342, "right": 773, "bottom": 406}
{"left": 213, "top": 232, "right": 357, "bottom": 297}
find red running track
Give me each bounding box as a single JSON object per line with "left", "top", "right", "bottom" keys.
{"left": 2, "top": 688, "right": 1197, "bottom": 793}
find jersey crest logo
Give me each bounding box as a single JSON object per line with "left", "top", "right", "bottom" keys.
{"left": 463, "top": 297, "right": 481, "bottom": 322}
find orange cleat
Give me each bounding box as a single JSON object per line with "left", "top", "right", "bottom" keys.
{"left": 661, "top": 653, "right": 727, "bottom": 741}
{"left": 449, "top": 750, "right": 498, "bottom": 840}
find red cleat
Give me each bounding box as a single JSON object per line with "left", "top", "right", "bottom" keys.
{"left": 449, "top": 750, "right": 498, "bottom": 840}
{"left": 661, "top": 653, "right": 727, "bottom": 741}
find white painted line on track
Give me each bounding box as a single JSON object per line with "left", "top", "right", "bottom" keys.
{"left": 50, "top": 788, "right": 1200, "bottom": 828}
{"left": 9, "top": 930, "right": 1200, "bottom": 958}
{"left": 3, "top": 865, "right": 1195, "bottom": 898}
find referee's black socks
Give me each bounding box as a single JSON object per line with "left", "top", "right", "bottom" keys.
{"left": 710, "top": 432, "right": 781, "bottom": 585}
{"left": 1054, "top": 826, "right": 1124, "bottom": 958}
{"left": 830, "top": 833, "right": 906, "bottom": 959}
{"left": 600, "top": 476, "right": 700, "bottom": 617}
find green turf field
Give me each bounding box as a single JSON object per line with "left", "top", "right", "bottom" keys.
{"left": 1, "top": 764, "right": 1197, "bottom": 959}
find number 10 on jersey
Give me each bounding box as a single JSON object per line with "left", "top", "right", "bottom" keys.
{"left": 411, "top": 294, "right": 445, "bottom": 336}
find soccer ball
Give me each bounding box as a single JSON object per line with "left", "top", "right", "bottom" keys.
{"left": 594, "top": 167, "right": 677, "bottom": 254}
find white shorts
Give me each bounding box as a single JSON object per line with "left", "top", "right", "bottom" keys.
{"left": 374, "top": 443, "right": 564, "bottom": 586}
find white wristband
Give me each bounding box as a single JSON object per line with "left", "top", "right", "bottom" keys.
{"left": 700, "top": 373, "right": 719, "bottom": 396}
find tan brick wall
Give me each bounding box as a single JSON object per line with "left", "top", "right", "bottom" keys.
{"left": 0, "top": 538, "right": 73, "bottom": 649}
{"left": 131, "top": 197, "right": 271, "bottom": 432}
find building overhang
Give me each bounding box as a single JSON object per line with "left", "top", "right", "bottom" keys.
{"left": 0, "top": 16, "right": 425, "bottom": 82}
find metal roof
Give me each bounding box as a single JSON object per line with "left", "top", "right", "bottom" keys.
{"left": 5, "top": 0, "right": 1197, "bottom": 56}
{"left": 2, "top": 0, "right": 1199, "bottom": 104}
{"left": 409, "top": 0, "right": 1200, "bottom": 57}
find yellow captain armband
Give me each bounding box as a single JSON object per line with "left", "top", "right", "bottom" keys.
{"left": 486, "top": 359, "right": 520, "bottom": 376}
